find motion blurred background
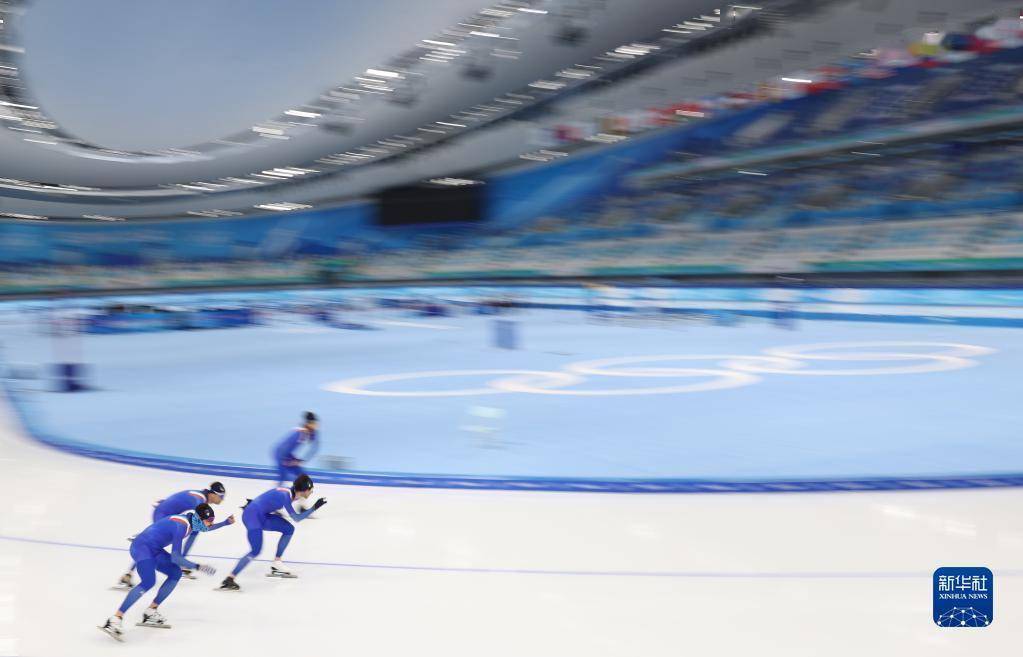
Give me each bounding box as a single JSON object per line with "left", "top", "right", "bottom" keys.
{"left": 4, "top": 0, "right": 1023, "bottom": 292}
{"left": 2, "top": 1, "right": 1023, "bottom": 654}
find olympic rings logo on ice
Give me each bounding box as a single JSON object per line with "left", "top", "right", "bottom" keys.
{"left": 322, "top": 341, "right": 996, "bottom": 398}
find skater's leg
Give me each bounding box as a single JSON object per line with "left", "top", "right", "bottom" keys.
{"left": 119, "top": 525, "right": 156, "bottom": 584}
{"left": 275, "top": 534, "right": 292, "bottom": 558}
{"left": 263, "top": 514, "right": 296, "bottom": 574}
{"left": 151, "top": 550, "right": 183, "bottom": 606}
{"left": 230, "top": 526, "right": 263, "bottom": 577}
{"left": 116, "top": 510, "right": 168, "bottom": 588}
{"left": 276, "top": 462, "right": 303, "bottom": 486}
{"left": 118, "top": 558, "right": 156, "bottom": 614}
{"left": 264, "top": 515, "right": 295, "bottom": 558}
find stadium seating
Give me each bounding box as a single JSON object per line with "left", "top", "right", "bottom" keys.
{"left": 7, "top": 44, "right": 1023, "bottom": 293}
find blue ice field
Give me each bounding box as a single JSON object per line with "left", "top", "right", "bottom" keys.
{"left": 3, "top": 307, "right": 1022, "bottom": 483}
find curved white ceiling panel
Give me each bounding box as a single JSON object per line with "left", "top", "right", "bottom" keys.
{"left": 20, "top": 0, "right": 493, "bottom": 151}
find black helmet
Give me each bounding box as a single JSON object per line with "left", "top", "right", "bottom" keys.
{"left": 303, "top": 411, "right": 318, "bottom": 424}
{"left": 207, "top": 481, "right": 226, "bottom": 497}
{"left": 292, "top": 474, "right": 314, "bottom": 493}
{"left": 194, "top": 503, "right": 215, "bottom": 521}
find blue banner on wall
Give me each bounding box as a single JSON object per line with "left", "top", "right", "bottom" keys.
{"left": 0, "top": 204, "right": 372, "bottom": 265}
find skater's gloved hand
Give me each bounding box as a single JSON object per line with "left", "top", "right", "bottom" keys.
{"left": 312, "top": 497, "right": 327, "bottom": 511}
{"left": 196, "top": 564, "right": 216, "bottom": 576}
{"left": 225, "top": 514, "right": 236, "bottom": 524}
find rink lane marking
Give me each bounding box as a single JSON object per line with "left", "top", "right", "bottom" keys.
{"left": 1, "top": 533, "right": 1022, "bottom": 580}
{"left": 372, "top": 320, "right": 459, "bottom": 330}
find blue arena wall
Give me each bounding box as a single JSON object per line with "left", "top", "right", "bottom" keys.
{"left": 8, "top": 285, "right": 1023, "bottom": 328}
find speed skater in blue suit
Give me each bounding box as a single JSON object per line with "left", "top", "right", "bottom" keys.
{"left": 272, "top": 411, "right": 320, "bottom": 487}
{"left": 100, "top": 503, "right": 224, "bottom": 641}
{"left": 117, "top": 481, "right": 232, "bottom": 588}
{"left": 218, "top": 474, "right": 325, "bottom": 591}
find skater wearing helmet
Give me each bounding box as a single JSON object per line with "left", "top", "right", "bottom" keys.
{"left": 116, "top": 481, "right": 232, "bottom": 588}
{"left": 100, "top": 503, "right": 220, "bottom": 641}
{"left": 219, "top": 474, "right": 326, "bottom": 591}
{"left": 272, "top": 411, "right": 320, "bottom": 486}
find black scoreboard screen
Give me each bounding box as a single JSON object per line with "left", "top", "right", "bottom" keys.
{"left": 375, "top": 181, "right": 484, "bottom": 226}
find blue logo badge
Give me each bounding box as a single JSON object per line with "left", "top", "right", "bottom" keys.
{"left": 933, "top": 567, "right": 993, "bottom": 627}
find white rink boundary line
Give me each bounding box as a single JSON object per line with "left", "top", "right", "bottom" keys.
{"left": 372, "top": 320, "right": 460, "bottom": 330}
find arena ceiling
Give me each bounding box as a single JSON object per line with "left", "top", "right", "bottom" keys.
{"left": 0, "top": 0, "right": 723, "bottom": 187}
{"left": 0, "top": 0, "right": 1017, "bottom": 220}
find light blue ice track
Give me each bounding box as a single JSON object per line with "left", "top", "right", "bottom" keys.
{"left": 5, "top": 309, "right": 1023, "bottom": 492}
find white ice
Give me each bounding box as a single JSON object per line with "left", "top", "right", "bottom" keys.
{"left": 0, "top": 390, "right": 1020, "bottom": 656}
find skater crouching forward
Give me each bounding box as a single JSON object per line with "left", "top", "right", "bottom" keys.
{"left": 219, "top": 474, "right": 326, "bottom": 591}
{"left": 100, "top": 504, "right": 220, "bottom": 641}
{"left": 273, "top": 411, "right": 320, "bottom": 486}
{"left": 117, "top": 481, "right": 231, "bottom": 588}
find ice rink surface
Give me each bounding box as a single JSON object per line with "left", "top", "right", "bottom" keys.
{"left": 2, "top": 307, "right": 1022, "bottom": 655}
{"left": 1, "top": 389, "right": 1022, "bottom": 655}
{"left": 5, "top": 308, "right": 1023, "bottom": 483}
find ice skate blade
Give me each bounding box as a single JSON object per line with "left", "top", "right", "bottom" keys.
{"left": 98, "top": 625, "right": 124, "bottom": 642}
{"left": 136, "top": 621, "right": 172, "bottom": 629}
{"left": 267, "top": 571, "right": 298, "bottom": 579}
